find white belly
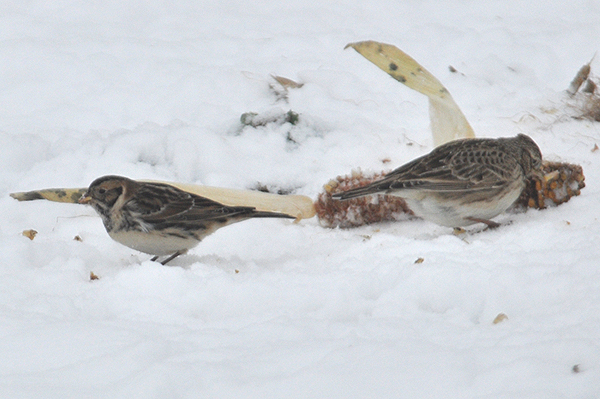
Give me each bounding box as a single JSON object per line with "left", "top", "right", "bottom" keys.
{"left": 401, "top": 183, "right": 523, "bottom": 227}
{"left": 108, "top": 230, "right": 200, "bottom": 256}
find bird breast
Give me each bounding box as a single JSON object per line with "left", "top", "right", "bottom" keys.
{"left": 108, "top": 229, "right": 200, "bottom": 256}
{"left": 402, "top": 179, "right": 525, "bottom": 227}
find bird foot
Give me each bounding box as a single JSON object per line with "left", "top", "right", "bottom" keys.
{"left": 466, "top": 217, "right": 500, "bottom": 229}
{"left": 453, "top": 227, "right": 467, "bottom": 235}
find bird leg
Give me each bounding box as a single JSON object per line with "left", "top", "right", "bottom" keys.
{"left": 160, "top": 250, "right": 186, "bottom": 266}
{"left": 149, "top": 250, "right": 186, "bottom": 265}
{"left": 466, "top": 217, "right": 501, "bottom": 229}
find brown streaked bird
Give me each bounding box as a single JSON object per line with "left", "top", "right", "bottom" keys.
{"left": 332, "top": 134, "right": 543, "bottom": 228}
{"left": 79, "top": 175, "right": 295, "bottom": 265}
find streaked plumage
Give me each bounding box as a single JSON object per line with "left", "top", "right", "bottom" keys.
{"left": 332, "top": 134, "right": 543, "bottom": 228}
{"left": 79, "top": 175, "right": 294, "bottom": 264}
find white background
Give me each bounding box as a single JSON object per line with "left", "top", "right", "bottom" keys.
{"left": 1, "top": 1, "right": 599, "bottom": 397}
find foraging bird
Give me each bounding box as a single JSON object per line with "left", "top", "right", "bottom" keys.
{"left": 79, "top": 175, "right": 295, "bottom": 265}
{"left": 332, "top": 134, "right": 543, "bottom": 228}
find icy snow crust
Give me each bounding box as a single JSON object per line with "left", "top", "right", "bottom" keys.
{"left": 1, "top": 1, "right": 599, "bottom": 397}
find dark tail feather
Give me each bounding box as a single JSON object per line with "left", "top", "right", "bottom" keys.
{"left": 331, "top": 184, "right": 383, "bottom": 200}
{"left": 250, "top": 210, "right": 296, "bottom": 219}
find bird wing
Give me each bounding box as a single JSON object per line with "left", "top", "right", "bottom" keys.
{"left": 336, "top": 139, "right": 519, "bottom": 199}
{"left": 386, "top": 140, "right": 520, "bottom": 192}
{"left": 126, "top": 183, "right": 256, "bottom": 223}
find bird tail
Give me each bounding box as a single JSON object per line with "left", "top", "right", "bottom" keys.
{"left": 331, "top": 185, "right": 381, "bottom": 200}
{"left": 250, "top": 210, "right": 297, "bottom": 219}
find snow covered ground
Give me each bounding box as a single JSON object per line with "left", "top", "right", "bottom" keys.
{"left": 1, "top": 1, "right": 600, "bottom": 397}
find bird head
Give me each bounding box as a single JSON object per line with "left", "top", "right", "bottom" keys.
{"left": 516, "top": 134, "right": 543, "bottom": 177}
{"left": 79, "top": 175, "right": 132, "bottom": 217}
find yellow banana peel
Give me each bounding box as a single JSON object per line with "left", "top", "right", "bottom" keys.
{"left": 346, "top": 40, "right": 475, "bottom": 145}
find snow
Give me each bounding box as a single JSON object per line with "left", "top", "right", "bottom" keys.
{"left": 2, "top": 0, "right": 600, "bottom": 397}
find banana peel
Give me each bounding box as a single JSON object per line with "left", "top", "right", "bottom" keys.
{"left": 10, "top": 188, "right": 87, "bottom": 203}
{"left": 10, "top": 181, "right": 316, "bottom": 220}
{"left": 345, "top": 40, "right": 475, "bottom": 145}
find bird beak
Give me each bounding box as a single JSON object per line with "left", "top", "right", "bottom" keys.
{"left": 78, "top": 193, "right": 92, "bottom": 204}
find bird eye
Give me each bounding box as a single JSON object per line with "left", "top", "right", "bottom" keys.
{"left": 98, "top": 188, "right": 106, "bottom": 195}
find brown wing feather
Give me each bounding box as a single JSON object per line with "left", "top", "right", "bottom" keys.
{"left": 127, "top": 183, "right": 237, "bottom": 220}
{"left": 375, "top": 139, "right": 511, "bottom": 193}
{"left": 127, "top": 182, "right": 283, "bottom": 224}
{"left": 334, "top": 138, "right": 521, "bottom": 199}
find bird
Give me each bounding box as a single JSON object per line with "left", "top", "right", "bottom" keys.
{"left": 79, "top": 175, "right": 295, "bottom": 265}
{"left": 332, "top": 134, "right": 543, "bottom": 228}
